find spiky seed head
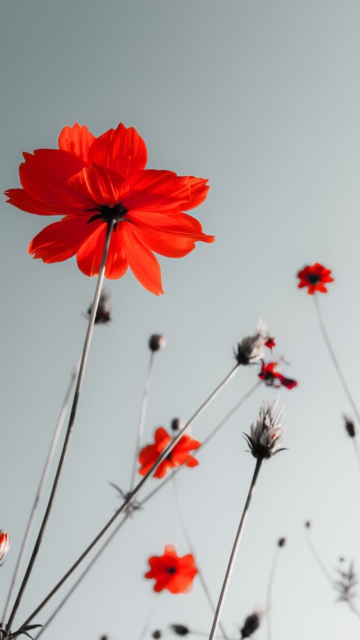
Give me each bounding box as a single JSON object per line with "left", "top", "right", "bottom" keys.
{"left": 234, "top": 320, "right": 271, "bottom": 365}
{"left": 244, "top": 398, "right": 286, "bottom": 460}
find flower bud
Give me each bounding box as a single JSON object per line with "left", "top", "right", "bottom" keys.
{"left": 152, "top": 631, "right": 162, "bottom": 639}
{"left": 170, "top": 625, "right": 190, "bottom": 636}
{"left": 240, "top": 612, "right": 261, "bottom": 638}
{"left": 344, "top": 415, "right": 356, "bottom": 438}
{"left": 278, "top": 537, "right": 286, "bottom": 547}
{"left": 149, "top": 335, "right": 167, "bottom": 352}
{"left": 305, "top": 520, "right": 311, "bottom": 528}
{"left": 88, "top": 290, "right": 111, "bottom": 325}
{"left": 171, "top": 418, "right": 184, "bottom": 432}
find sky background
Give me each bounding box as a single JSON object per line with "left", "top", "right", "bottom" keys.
{"left": 1, "top": 1, "right": 360, "bottom": 639}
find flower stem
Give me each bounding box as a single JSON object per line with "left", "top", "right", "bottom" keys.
{"left": 208, "top": 458, "right": 263, "bottom": 640}
{"left": 352, "top": 439, "right": 360, "bottom": 473}
{"left": 305, "top": 527, "right": 333, "bottom": 584}
{"left": 137, "top": 598, "right": 159, "bottom": 640}
{"left": 2, "top": 353, "right": 82, "bottom": 627}
{"left": 17, "top": 364, "right": 241, "bottom": 633}
{"left": 129, "top": 351, "right": 155, "bottom": 491}
{"left": 171, "top": 476, "right": 229, "bottom": 640}
{"left": 314, "top": 295, "right": 360, "bottom": 425}
{"left": 266, "top": 547, "right": 279, "bottom": 640}
{"left": 6, "top": 220, "right": 114, "bottom": 634}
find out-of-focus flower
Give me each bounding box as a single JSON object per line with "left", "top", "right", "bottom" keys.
{"left": 138, "top": 427, "right": 200, "bottom": 479}
{"left": 333, "top": 561, "right": 358, "bottom": 605}
{"left": 259, "top": 361, "right": 297, "bottom": 390}
{"left": 6, "top": 123, "right": 214, "bottom": 295}
{"left": 244, "top": 399, "right": 285, "bottom": 460}
{"left": 145, "top": 544, "right": 197, "bottom": 593}
{"left": 152, "top": 631, "right": 162, "bottom": 639}
{"left": 149, "top": 334, "right": 167, "bottom": 352}
{"left": 240, "top": 612, "right": 261, "bottom": 638}
{"left": 297, "top": 263, "right": 334, "bottom": 295}
{"left": 87, "top": 290, "right": 111, "bottom": 324}
{"left": 234, "top": 321, "right": 273, "bottom": 365}
{"left": 0, "top": 531, "right": 10, "bottom": 561}
{"left": 170, "top": 625, "right": 190, "bottom": 636}
{"left": 278, "top": 537, "right": 286, "bottom": 547}
{"left": 305, "top": 521, "right": 311, "bottom": 528}
{"left": 344, "top": 415, "right": 357, "bottom": 438}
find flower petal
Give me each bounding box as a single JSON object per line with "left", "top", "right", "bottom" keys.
{"left": 69, "top": 164, "right": 130, "bottom": 207}
{"left": 58, "top": 124, "right": 96, "bottom": 163}
{"left": 28, "top": 216, "right": 99, "bottom": 262}
{"left": 5, "top": 189, "right": 77, "bottom": 216}
{"left": 88, "top": 123, "right": 147, "bottom": 178}
{"left": 119, "top": 224, "right": 164, "bottom": 295}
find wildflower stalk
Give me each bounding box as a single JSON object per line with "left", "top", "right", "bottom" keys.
{"left": 172, "top": 476, "right": 229, "bottom": 640}
{"left": 2, "top": 354, "right": 82, "bottom": 626}
{"left": 208, "top": 458, "right": 263, "bottom": 640}
{"left": 17, "top": 364, "right": 241, "bottom": 633}
{"left": 137, "top": 598, "right": 159, "bottom": 640}
{"left": 6, "top": 219, "right": 114, "bottom": 634}
{"left": 314, "top": 295, "right": 360, "bottom": 425}
{"left": 129, "top": 351, "right": 155, "bottom": 491}
{"left": 305, "top": 526, "right": 332, "bottom": 584}
{"left": 352, "top": 438, "right": 360, "bottom": 472}
{"left": 266, "top": 547, "right": 279, "bottom": 640}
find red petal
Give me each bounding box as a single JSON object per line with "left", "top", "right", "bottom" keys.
{"left": 69, "top": 164, "right": 130, "bottom": 207}
{"left": 88, "top": 123, "right": 147, "bottom": 178}
{"left": 186, "top": 177, "right": 210, "bottom": 210}
{"left": 5, "top": 189, "right": 79, "bottom": 216}
{"left": 126, "top": 170, "right": 192, "bottom": 211}
{"left": 184, "top": 457, "right": 199, "bottom": 468}
{"left": 154, "top": 427, "right": 171, "bottom": 451}
{"left": 58, "top": 124, "right": 96, "bottom": 162}
{"left": 104, "top": 228, "right": 128, "bottom": 279}
{"left": 119, "top": 224, "right": 164, "bottom": 295}
{"left": 28, "top": 216, "right": 98, "bottom": 263}
{"left": 19, "top": 149, "right": 88, "bottom": 211}
{"left": 135, "top": 228, "right": 198, "bottom": 258}
{"left": 76, "top": 223, "right": 128, "bottom": 279}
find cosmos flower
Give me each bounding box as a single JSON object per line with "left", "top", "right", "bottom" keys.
{"left": 145, "top": 544, "right": 197, "bottom": 593}
{"left": 259, "top": 361, "right": 297, "bottom": 389}
{"left": 138, "top": 427, "right": 200, "bottom": 479}
{"left": 0, "top": 531, "right": 10, "bottom": 561}
{"left": 297, "top": 263, "right": 334, "bottom": 294}
{"left": 234, "top": 320, "right": 274, "bottom": 365}
{"left": 5, "top": 123, "right": 214, "bottom": 295}
{"left": 244, "top": 398, "right": 285, "bottom": 460}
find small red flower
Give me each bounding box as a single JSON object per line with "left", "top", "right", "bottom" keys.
{"left": 5, "top": 123, "right": 214, "bottom": 295}
{"left": 138, "top": 427, "right": 200, "bottom": 479}
{"left": 0, "top": 531, "right": 10, "bottom": 561}
{"left": 145, "top": 544, "right": 197, "bottom": 593}
{"left": 297, "top": 263, "right": 334, "bottom": 294}
{"left": 259, "top": 362, "right": 297, "bottom": 389}
{"left": 265, "top": 337, "right": 275, "bottom": 350}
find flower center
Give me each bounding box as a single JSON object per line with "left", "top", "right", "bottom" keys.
{"left": 87, "top": 203, "right": 128, "bottom": 230}
{"left": 306, "top": 273, "right": 320, "bottom": 285}
{"left": 167, "top": 567, "right": 176, "bottom": 574}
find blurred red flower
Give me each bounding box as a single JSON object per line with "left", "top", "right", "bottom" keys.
{"left": 259, "top": 362, "right": 297, "bottom": 389}
{"left": 145, "top": 544, "right": 197, "bottom": 593}
{"left": 5, "top": 123, "right": 214, "bottom": 295}
{"left": 297, "top": 263, "right": 333, "bottom": 294}
{"left": 138, "top": 427, "right": 200, "bottom": 479}
{"left": 0, "top": 531, "right": 10, "bottom": 561}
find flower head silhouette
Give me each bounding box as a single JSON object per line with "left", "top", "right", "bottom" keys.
{"left": 5, "top": 123, "right": 214, "bottom": 294}
{"left": 145, "top": 544, "right": 197, "bottom": 593}
{"left": 297, "top": 263, "right": 333, "bottom": 295}
{"left": 138, "top": 427, "right": 200, "bottom": 479}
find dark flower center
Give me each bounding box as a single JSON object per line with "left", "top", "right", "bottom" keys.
{"left": 306, "top": 273, "right": 320, "bottom": 285}
{"left": 167, "top": 567, "right": 176, "bottom": 574}
{"left": 87, "top": 203, "right": 128, "bottom": 230}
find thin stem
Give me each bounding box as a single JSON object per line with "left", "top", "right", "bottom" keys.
{"left": 266, "top": 547, "right": 279, "bottom": 640}
{"left": 18, "top": 364, "right": 241, "bottom": 633}
{"left": 208, "top": 458, "right": 263, "bottom": 640}
{"left": 7, "top": 220, "right": 114, "bottom": 633}
{"left": 305, "top": 528, "right": 333, "bottom": 584}
{"left": 137, "top": 598, "right": 159, "bottom": 640}
{"left": 2, "top": 354, "right": 82, "bottom": 627}
{"left": 352, "top": 439, "right": 360, "bottom": 473}
{"left": 348, "top": 601, "right": 360, "bottom": 621}
{"left": 171, "top": 476, "right": 229, "bottom": 640}
{"left": 314, "top": 295, "right": 360, "bottom": 425}
{"left": 129, "top": 352, "right": 155, "bottom": 491}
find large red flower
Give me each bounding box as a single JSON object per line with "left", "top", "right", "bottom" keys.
{"left": 138, "top": 427, "right": 200, "bottom": 479}
{"left": 259, "top": 361, "right": 297, "bottom": 389}
{"left": 5, "top": 123, "right": 214, "bottom": 295}
{"left": 297, "top": 263, "right": 333, "bottom": 294}
{"left": 145, "top": 544, "right": 197, "bottom": 593}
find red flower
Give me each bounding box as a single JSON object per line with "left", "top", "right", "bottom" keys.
{"left": 5, "top": 123, "right": 214, "bottom": 295}
{"left": 259, "top": 362, "right": 297, "bottom": 389}
{"left": 138, "top": 427, "right": 200, "bottom": 479}
{"left": 265, "top": 337, "right": 275, "bottom": 350}
{"left": 145, "top": 544, "right": 197, "bottom": 593}
{"left": 0, "top": 531, "right": 10, "bottom": 561}
{"left": 297, "top": 263, "right": 334, "bottom": 295}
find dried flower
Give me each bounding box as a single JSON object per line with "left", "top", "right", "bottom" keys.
{"left": 344, "top": 415, "right": 357, "bottom": 438}
{"left": 6, "top": 123, "right": 214, "bottom": 294}
{"left": 87, "top": 290, "right": 111, "bottom": 324}
{"left": 234, "top": 321, "right": 273, "bottom": 365}
{"left": 297, "top": 263, "right": 334, "bottom": 295}
{"left": 170, "top": 625, "right": 190, "bottom": 636}
{"left": 0, "top": 531, "right": 10, "bottom": 561}
{"left": 244, "top": 399, "right": 285, "bottom": 460}
{"left": 171, "top": 418, "right": 184, "bottom": 432}
{"left": 149, "top": 335, "right": 167, "bottom": 352}
{"left": 259, "top": 361, "right": 297, "bottom": 390}
{"left": 145, "top": 544, "right": 197, "bottom": 593}
{"left": 240, "top": 612, "right": 261, "bottom": 638}
{"left": 138, "top": 427, "right": 200, "bottom": 479}
{"left": 278, "top": 537, "right": 286, "bottom": 547}
{"left": 333, "top": 561, "right": 358, "bottom": 605}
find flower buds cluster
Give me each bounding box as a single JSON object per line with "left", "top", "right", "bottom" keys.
{"left": 244, "top": 399, "right": 285, "bottom": 460}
